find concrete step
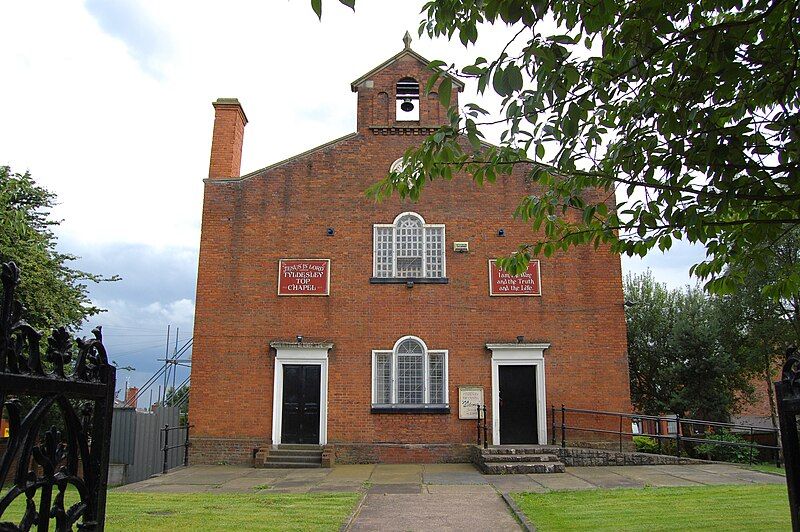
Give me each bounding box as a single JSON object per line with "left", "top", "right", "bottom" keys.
{"left": 264, "top": 455, "right": 321, "bottom": 464}
{"left": 268, "top": 448, "right": 323, "bottom": 457}
{"left": 276, "top": 444, "right": 322, "bottom": 450}
{"left": 260, "top": 461, "right": 322, "bottom": 469}
{"left": 480, "top": 446, "right": 561, "bottom": 455}
{"left": 480, "top": 461, "right": 566, "bottom": 474}
{"left": 481, "top": 453, "right": 561, "bottom": 463}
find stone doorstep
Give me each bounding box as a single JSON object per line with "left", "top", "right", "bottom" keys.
{"left": 481, "top": 453, "right": 561, "bottom": 463}
{"left": 480, "top": 462, "right": 566, "bottom": 474}
{"left": 480, "top": 445, "right": 562, "bottom": 455}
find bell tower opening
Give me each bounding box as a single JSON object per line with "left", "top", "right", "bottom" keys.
{"left": 396, "top": 77, "right": 420, "bottom": 121}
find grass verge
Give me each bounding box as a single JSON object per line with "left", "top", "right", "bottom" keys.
{"left": 4, "top": 491, "right": 359, "bottom": 532}
{"left": 512, "top": 485, "right": 789, "bottom": 531}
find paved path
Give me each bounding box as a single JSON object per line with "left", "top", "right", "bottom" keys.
{"left": 116, "top": 463, "right": 785, "bottom": 530}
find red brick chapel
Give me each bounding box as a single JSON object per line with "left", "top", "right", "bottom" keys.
{"left": 189, "top": 36, "right": 632, "bottom": 465}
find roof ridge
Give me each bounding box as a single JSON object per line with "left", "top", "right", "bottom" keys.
{"left": 205, "top": 132, "right": 359, "bottom": 184}
{"left": 350, "top": 48, "right": 464, "bottom": 93}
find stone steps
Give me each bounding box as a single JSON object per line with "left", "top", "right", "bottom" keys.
{"left": 481, "top": 453, "right": 560, "bottom": 463}
{"left": 480, "top": 445, "right": 561, "bottom": 455}
{"left": 481, "top": 461, "right": 566, "bottom": 474}
{"left": 474, "top": 445, "right": 566, "bottom": 474}
{"left": 257, "top": 444, "right": 324, "bottom": 469}
{"left": 261, "top": 461, "right": 322, "bottom": 469}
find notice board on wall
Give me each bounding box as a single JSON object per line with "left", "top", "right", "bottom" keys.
{"left": 277, "top": 259, "right": 330, "bottom": 296}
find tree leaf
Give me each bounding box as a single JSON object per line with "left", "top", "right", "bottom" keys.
{"left": 438, "top": 77, "right": 452, "bottom": 108}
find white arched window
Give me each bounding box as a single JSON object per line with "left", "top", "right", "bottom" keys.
{"left": 373, "top": 212, "right": 446, "bottom": 279}
{"left": 372, "top": 336, "right": 448, "bottom": 409}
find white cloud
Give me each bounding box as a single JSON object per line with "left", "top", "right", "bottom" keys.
{"left": 1, "top": 2, "right": 705, "bottom": 389}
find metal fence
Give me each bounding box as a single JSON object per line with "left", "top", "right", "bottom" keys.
{"left": 109, "top": 406, "right": 181, "bottom": 484}
{"left": 161, "top": 424, "right": 192, "bottom": 474}
{"left": 552, "top": 405, "right": 781, "bottom": 466}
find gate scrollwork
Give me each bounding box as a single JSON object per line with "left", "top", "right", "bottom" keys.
{"left": 0, "top": 262, "right": 116, "bottom": 531}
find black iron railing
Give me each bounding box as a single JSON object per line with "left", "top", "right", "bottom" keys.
{"left": 551, "top": 404, "right": 781, "bottom": 467}
{"left": 476, "top": 405, "right": 488, "bottom": 449}
{"left": 161, "top": 423, "right": 193, "bottom": 474}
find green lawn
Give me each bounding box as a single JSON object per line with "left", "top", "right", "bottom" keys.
{"left": 513, "top": 485, "right": 790, "bottom": 531}
{"left": 4, "top": 491, "right": 360, "bottom": 532}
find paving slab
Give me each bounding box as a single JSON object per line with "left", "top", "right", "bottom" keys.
{"left": 489, "top": 475, "right": 548, "bottom": 493}
{"left": 650, "top": 465, "right": 749, "bottom": 485}
{"left": 529, "top": 472, "right": 596, "bottom": 491}
{"left": 369, "top": 464, "right": 422, "bottom": 484}
{"left": 327, "top": 464, "right": 375, "bottom": 482}
{"left": 368, "top": 483, "right": 421, "bottom": 494}
{"left": 308, "top": 484, "right": 362, "bottom": 493}
{"left": 350, "top": 485, "right": 520, "bottom": 531}
{"left": 422, "top": 464, "right": 488, "bottom": 485}
{"left": 568, "top": 467, "right": 646, "bottom": 489}
{"left": 691, "top": 464, "right": 786, "bottom": 485}
{"left": 607, "top": 466, "right": 702, "bottom": 487}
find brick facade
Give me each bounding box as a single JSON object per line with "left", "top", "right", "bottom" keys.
{"left": 189, "top": 43, "right": 632, "bottom": 464}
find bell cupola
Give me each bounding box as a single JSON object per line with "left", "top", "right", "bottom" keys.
{"left": 351, "top": 32, "right": 464, "bottom": 134}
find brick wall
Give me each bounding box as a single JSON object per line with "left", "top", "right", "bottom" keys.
{"left": 191, "top": 436, "right": 268, "bottom": 465}
{"left": 189, "top": 48, "right": 631, "bottom": 464}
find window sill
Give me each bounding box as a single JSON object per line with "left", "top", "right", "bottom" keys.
{"left": 370, "top": 277, "right": 449, "bottom": 284}
{"left": 371, "top": 405, "right": 450, "bottom": 414}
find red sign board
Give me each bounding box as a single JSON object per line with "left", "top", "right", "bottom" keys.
{"left": 488, "top": 259, "right": 541, "bottom": 296}
{"left": 278, "top": 259, "right": 330, "bottom": 296}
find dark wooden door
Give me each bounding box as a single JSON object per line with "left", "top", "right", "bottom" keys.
{"left": 499, "top": 365, "right": 538, "bottom": 444}
{"left": 281, "top": 365, "right": 321, "bottom": 444}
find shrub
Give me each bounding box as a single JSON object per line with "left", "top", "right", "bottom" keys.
{"left": 633, "top": 436, "right": 659, "bottom": 454}
{"left": 634, "top": 435, "right": 678, "bottom": 456}
{"left": 695, "top": 431, "right": 754, "bottom": 463}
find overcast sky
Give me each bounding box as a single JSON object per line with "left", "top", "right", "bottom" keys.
{"left": 0, "top": 1, "right": 705, "bottom": 403}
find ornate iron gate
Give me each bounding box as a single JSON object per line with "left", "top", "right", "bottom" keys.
{"left": 0, "top": 262, "right": 116, "bottom": 531}
{"left": 777, "top": 347, "right": 800, "bottom": 531}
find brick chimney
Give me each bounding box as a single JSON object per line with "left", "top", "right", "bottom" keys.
{"left": 125, "top": 386, "right": 139, "bottom": 408}
{"left": 209, "top": 98, "right": 248, "bottom": 179}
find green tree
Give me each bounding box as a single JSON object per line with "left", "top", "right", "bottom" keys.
{"left": 718, "top": 229, "right": 800, "bottom": 429}
{"left": 0, "top": 166, "right": 117, "bottom": 331}
{"left": 165, "top": 384, "right": 190, "bottom": 422}
{"left": 625, "top": 271, "right": 755, "bottom": 421}
{"left": 317, "top": 0, "right": 800, "bottom": 297}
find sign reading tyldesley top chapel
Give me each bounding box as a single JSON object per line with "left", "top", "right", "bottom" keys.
{"left": 278, "top": 259, "right": 330, "bottom": 296}
{"left": 488, "top": 259, "right": 541, "bottom": 296}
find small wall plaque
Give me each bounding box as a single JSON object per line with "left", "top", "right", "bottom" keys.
{"left": 454, "top": 242, "right": 469, "bottom": 253}
{"left": 458, "top": 386, "right": 485, "bottom": 419}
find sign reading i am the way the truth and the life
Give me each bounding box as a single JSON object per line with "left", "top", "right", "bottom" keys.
{"left": 488, "top": 259, "right": 542, "bottom": 296}
{"left": 277, "top": 259, "right": 330, "bottom": 296}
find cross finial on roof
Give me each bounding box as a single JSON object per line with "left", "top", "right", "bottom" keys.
{"left": 403, "top": 31, "right": 412, "bottom": 49}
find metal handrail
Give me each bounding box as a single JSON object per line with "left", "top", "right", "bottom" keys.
{"left": 563, "top": 406, "right": 779, "bottom": 432}
{"left": 476, "top": 405, "right": 488, "bottom": 449}
{"left": 161, "top": 423, "right": 194, "bottom": 474}
{"left": 554, "top": 405, "right": 781, "bottom": 467}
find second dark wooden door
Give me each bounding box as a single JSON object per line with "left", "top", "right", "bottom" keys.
{"left": 499, "top": 365, "right": 538, "bottom": 444}
{"left": 281, "top": 365, "right": 321, "bottom": 444}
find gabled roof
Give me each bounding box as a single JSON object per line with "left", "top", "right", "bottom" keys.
{"left": 350, "top": 33, "right": 465, "bottom": 93}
